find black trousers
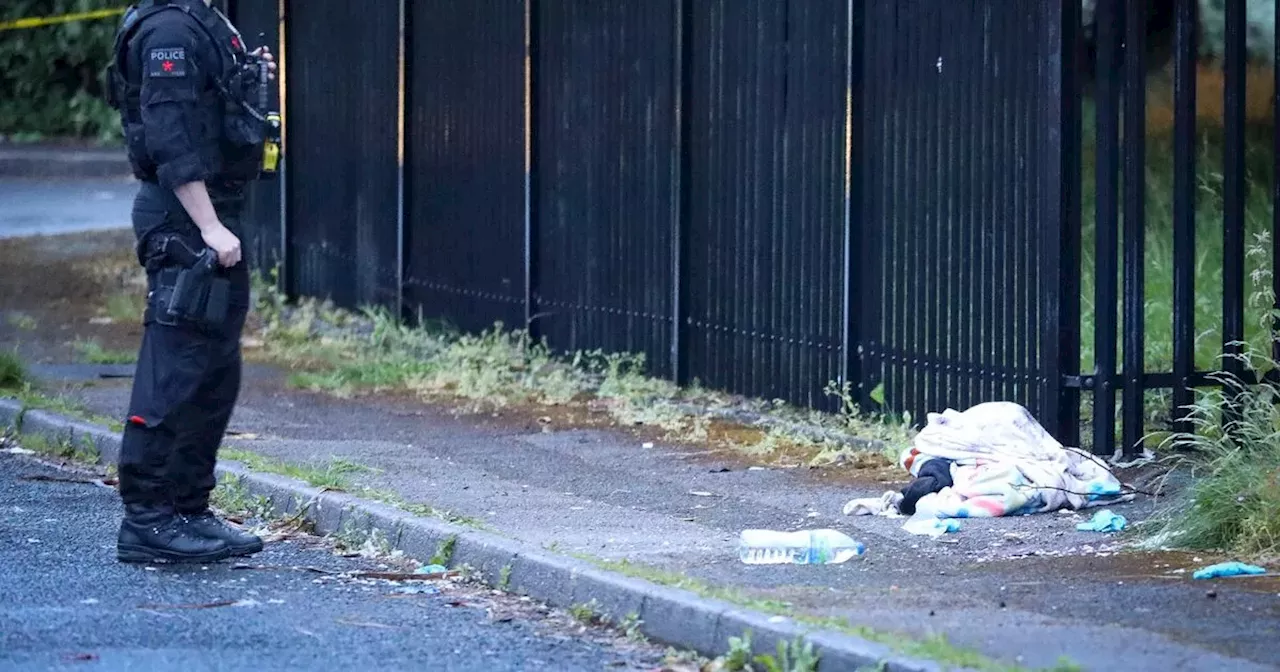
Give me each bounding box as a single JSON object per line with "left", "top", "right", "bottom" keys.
{"left": 117, "top": 184, "right": 250, "bottom": 513}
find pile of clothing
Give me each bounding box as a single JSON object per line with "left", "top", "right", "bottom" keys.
{"left": 844, "top": 402, "right": 1133, "bottom": 535}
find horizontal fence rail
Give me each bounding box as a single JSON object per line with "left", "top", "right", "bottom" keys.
{"left": 230, "top": 0, "right": 1280, "bottom": 457}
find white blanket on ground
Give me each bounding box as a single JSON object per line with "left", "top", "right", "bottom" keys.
{"left": 845, "top": 402, "right": 1133, "bottom": 526}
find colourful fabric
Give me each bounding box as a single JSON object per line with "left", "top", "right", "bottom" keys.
{"left": 898, "top": 402, "right": 1132, "bottom": 522}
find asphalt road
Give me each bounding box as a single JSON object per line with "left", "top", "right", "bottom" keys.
{"left": 0, "top": 178, "right": 135, "bottom": 239}
{"left": 0, "top": 450, "right": 667, "bottom": 672}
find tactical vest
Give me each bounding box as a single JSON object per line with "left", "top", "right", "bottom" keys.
{"left": 107, "top": 0, "right": 270, "bottom": 186}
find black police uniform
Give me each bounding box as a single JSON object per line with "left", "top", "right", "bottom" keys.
{"left": 107, "top": 0, "right": 271, "bottom": 563}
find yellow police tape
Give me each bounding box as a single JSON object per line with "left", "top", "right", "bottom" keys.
{"left": 0, "top": 8, "right": 126, "bottom": 32}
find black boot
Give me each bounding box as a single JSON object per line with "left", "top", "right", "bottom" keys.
{"left": 182, "top": 509, "right": 264, "bottom": 556}
{"left": 117, "top": 503, "right": 233, "bottom": 564}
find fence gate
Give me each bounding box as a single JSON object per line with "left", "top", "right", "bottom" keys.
{"left": 854, "top": 0, "right": 1074, "bottom": 432}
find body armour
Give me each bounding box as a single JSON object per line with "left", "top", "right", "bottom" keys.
{"left": 107, "top": 0, "right": 272, "bottom": 190}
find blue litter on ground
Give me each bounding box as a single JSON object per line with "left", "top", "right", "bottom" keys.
{"left": 1076, "top": 509, "right": 1126, "bottom": 533}
{"left": 1192, "top": 562, "right": 1267, "bottom": 580}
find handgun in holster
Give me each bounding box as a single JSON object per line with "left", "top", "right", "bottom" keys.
{"left": 149, "top": 237, "right": 230, "bottom": 330}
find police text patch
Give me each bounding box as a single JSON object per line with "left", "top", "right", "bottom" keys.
{"left": 147, "top": 47, "right": 187, "bottom": 78}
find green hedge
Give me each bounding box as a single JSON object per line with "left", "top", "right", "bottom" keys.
{"left": 0, "top": 1, "right": 123, "bottom": 144}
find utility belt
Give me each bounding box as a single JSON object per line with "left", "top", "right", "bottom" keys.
{"left": 143, "top": 233, "right": 229, "bottom": 331}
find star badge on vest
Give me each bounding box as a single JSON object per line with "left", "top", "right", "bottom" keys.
{"left": 148, "top": 47, "right": 187, "bottom": 78}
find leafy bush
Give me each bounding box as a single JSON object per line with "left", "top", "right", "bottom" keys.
{"left": 0, "top": 0, "right": 123, "bottom": 143}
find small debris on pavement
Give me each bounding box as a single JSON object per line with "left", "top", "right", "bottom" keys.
{"left": 20, "top": 474, "right": 99, "bottom": 485}
{"left": 392, "top": 585, "right": 440, "bottom": 595}
{"left": 902, "top": 515, "right": 961, "bottom": 538}
{"left": 351, "top": 570, "right": 453, "bottom": 581}
{"left": 135, "top": 599, "right": 258, "bottom": 610}
{"left": 641, "top": 442, "right": 654, "bottom": 449}
{"left": 1192, "top": 562, "right": 1267, "bottom": 580}
{"left": 688, "top": 491, "right": 716, "bottom": 497}
{"left": 231, "top": 563, "right": 337, "bottom": 575}
{"left": 336, "top": 618, "right": 400, "bottom": 629}
{"left": 415, "top": 564, "right": 448, "bottom": 574}
{"left": 1076, "top": 509, "right": 1126, "bottom": 533}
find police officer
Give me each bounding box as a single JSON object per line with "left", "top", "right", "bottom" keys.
{"left": 107, "top": 0, "right": 277, "bottom": 564}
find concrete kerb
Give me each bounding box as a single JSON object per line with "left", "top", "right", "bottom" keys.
{"left": 0, "top": 399, "right": 955, "bottom": 672}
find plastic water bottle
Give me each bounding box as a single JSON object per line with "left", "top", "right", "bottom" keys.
{"left": 738, "top": 529, "right": 867, "bottom": 565}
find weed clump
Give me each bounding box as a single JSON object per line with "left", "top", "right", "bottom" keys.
{"left": 1147, "top": 352, "right": 1280, "bottom": 557}
{"left": 248, "top": 270, "right": 913, "bottom": 465}
{"left": 1145, "top": 231, "right": 1280, "bottom": 558}
{"left": 0, "top": 349, "right": 27, "bottom": 391}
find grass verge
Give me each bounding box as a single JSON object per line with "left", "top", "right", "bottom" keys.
{"left": 219, "top": 448, "right": 372, "bottom": 491}
{"left": 250, "top": 276, "right": 912, "bottom": 469}
{"left": 12, "top": 430, "right": 100, "bottom": 463}
{"left": 1, "top": 379, "right": 124, "bottom": 434}
{"left": 102, "top": 292, "right": 145, "bottom": 324}
{"left": 220, "top": 447, "right": 486, "bottom": 528}
{"left": 5, "top": 312, "right": 37, "bottom": 331}
{"left": 73, "top": 338, "right": 135, "bottom": 365}
{"left": 576, "top": 556, "right": 1079, "bottom": 672}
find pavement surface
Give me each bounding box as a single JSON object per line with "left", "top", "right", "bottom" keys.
{"left": 0, "top": 178, "right": 135, "bottom": 240}
{"left": 0, "top": 144, "right": 132, "bottom": 180}
{"left": 0, "top": 449, "right": 670, "bottom": 671}
{"left": 3, "top": 179, "right": 1280, "bottom": 671}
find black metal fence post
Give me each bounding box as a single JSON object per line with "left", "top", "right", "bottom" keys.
{"left": 842, "top": 0, "right": 865, "bottom": 407}
{"left": 1222, "top": 0, "right": 1247, "bottom": 397}
{"left": 1121, "top": 0, "right": 1147, "bottom": 458}
{"left": 672, "top": 0, "right": 691, "bottom": 385}
{"left": 1045, "top": 0, "right": 1082, "bottom": 447}
{"left": 397, "top": 0, "right": 407, "bottom": 322}
{"left": 1171, "top": 0, "right": 1197, "bottom": 436}
{"left": 1091, "top": 0, "right": 1122, "bottom": 456}
{"left": 1275, "top": 0, "right": 1280, "bottom": 367}
{"left": 524, "top": 0, "right": 540, "bottom": 341}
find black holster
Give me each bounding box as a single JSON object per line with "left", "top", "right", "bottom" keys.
{"left": 143, "top": 234, "right": 230, "bottom": 331}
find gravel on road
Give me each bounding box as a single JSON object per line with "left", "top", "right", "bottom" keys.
{"left": 0, "top": 449, "right": 672, "bottom": 672}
